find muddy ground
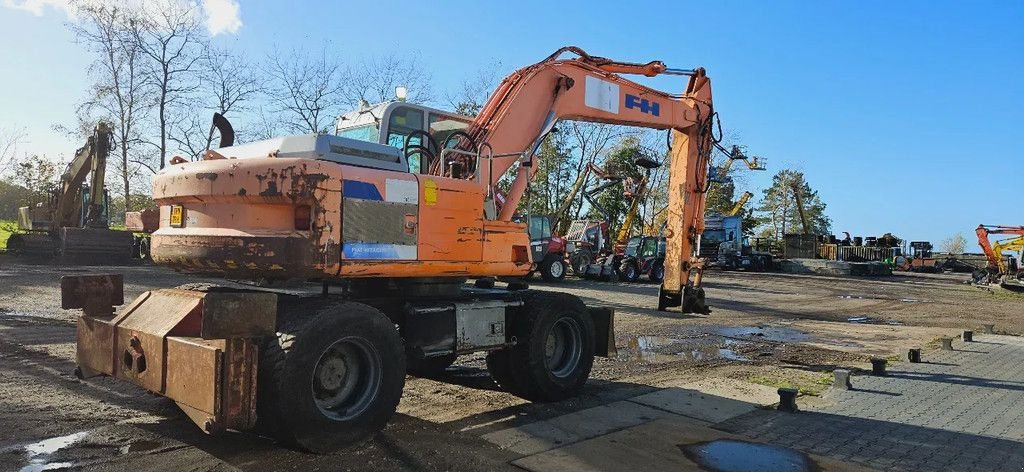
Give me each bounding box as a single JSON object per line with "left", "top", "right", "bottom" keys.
{"left": 0, "top": 258, "right": 1020, "bottom": 471}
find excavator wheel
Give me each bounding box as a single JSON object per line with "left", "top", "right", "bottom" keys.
{"left": 487, "top": 290, "right": 595, "bottom": 401}
{"left": 258, "top": 300, "right": 405, "bottom": 453}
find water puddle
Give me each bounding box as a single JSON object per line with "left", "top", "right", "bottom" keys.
{"left": 680, "top": 439, "right": 818, "bottom": 472}
{"left": 847, "top": 316, "right": 902, "bottom": 325}
{"left": 618, "top": 335, "right": 750, "bottom": 364}
{"left": 715, "top": 326, "right": 812, "bottom": 343}
{"left": 19, "top": 431, "right": 88, "bottom": 472}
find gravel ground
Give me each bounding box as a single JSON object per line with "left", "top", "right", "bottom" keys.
{"left": 0, "top": 257, "right": 1020, "bottom": 471}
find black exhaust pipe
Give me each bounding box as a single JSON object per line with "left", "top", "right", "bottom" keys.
{"left": 212, "top": 112, "right": 235, "bottom": 148}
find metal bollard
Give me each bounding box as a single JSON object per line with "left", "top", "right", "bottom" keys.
{"left": 982, "top": 324, "right": 995, "bottom": 334}
{"left": 962, "top": 330, "right": 973, "bottom": 342}
{"left": 940, "top": 337, "right": 954, "bottom": 350}
{"left": 833, "top": 369, "right": 852, "bottom": 390}
{"left": 870, "top": 358, "right": 888, "bottom": 376}
{"left": 777, "top": 388, "right": 799, "bottom": 412}
{"left": 908, "top": 348, "right": 921, "bottom": 363}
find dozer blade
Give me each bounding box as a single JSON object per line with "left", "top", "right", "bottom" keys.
{"left": 59, "top": 228, "right": 134, "bottom": 264}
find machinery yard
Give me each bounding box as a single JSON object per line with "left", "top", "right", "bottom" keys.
{"left": 2, "top": 261, "right": 1022, "bottom": 470}
{"left": 1, "top": 2, "right": 1021, "bottom": 471}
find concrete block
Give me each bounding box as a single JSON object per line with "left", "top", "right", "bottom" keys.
{"left": 777, "top": 387, "right": 799, "bottom": 412}
{"left": 834, "top": 369, "right": 852, "bottom": 390}
{"left": 871, "top": 358, "right": 888, "bottom": 376}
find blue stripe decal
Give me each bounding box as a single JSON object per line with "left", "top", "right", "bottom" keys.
{"left": 343, "top": 243, "right": 415, "bottom": 260}
{"left": 343, "top": 180, "right": 383, "bottom": 200}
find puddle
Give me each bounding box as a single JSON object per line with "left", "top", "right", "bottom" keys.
{"left": 847, "top": 316, "right": 903, "bottom": 325}
{"left": 20, "top": 431, "right": 88, "bottom": 472}
{"left": 680, "top": 439, "right": 818, "bottom": 472}
{"left": 618, "top": 335, "right": 749, "bottom": 364}
{"left": 715, "top": 326, "right": 812, "bottom": 343}
{"left": 119, "top": 439, "right": 161, "bottom": 455}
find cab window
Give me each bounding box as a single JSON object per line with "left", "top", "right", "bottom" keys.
{"left": 640, "top": 238, "right": 659, "bottom": 257}
{"left": 337, "top": 124, "right": 379, "bottom": 143}
{"left": 528, "top": 216, "right": 551, "bottom": 240}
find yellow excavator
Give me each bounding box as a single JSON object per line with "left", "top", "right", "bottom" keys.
{"left": 9, "top": 124, "right": 135, "bottom": 261}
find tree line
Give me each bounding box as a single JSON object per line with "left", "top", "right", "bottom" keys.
{"left": 0, "top": 0, "right": 834, "bottom": 241}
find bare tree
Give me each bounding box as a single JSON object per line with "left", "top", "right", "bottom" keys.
{"left": 133, "top": 0, "right": 205, "bottom": 169}
{"left": 567, "top": 122, "right": 635, "bottom": 220}
{"left": 70, "top": 4, "right": 152, "bottom": 212}
{"left": 0, "top": 127, "right": 26, "bottom": 176}
{"left": 446, "top": 61, "right": 502, "bottom": 117}
{"left": 941, "top": 234, "right": 968, "bottom": 255}
{"left": 169, "top": 46, "right": 261, "bottom": 159}
{"left": 265, "top": 48, "right": 345, "bottom": 134}
{"left": 345, "top": 53, "right": 433, "bottom": 106}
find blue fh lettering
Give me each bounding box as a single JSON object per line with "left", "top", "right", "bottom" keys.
{"left": 625, "top": 94, "right": 660, "bottom": 116}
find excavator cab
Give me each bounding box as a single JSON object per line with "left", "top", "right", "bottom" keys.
{"left": 336, "top": 102, "right": 474, "bottom": 176}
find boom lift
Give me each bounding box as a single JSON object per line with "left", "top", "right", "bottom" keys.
{"left": 64, "top": 47, "right": 717, "bottom": 452}
{"left": 975, "top": 224, "right": 1024, "bottom": 288}
{"left": 9, "top": 123, "right": 135, "bottom": 261}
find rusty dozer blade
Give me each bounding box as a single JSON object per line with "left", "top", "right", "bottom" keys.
{"left": 65, "top": 274, "right": 276, "bottom": 434}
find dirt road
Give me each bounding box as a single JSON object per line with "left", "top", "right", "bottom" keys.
{"left": 0, "top": 259, "right": 1019, "bottom": 470}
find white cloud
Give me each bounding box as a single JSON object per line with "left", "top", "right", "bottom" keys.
{"left": 201, "top": 0, "right": 241, "bottom": 36}
{"left": 2, "top": 0, "right": 243, "bottom": 36}
{"left": 1, "top": 0, "right": 75, "bottom": 17}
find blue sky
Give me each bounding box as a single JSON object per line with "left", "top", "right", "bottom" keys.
{"left": 1, "top": 1, "right": 1021, "bottom": 244}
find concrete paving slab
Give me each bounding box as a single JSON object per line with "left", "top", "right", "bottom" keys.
{"left": 481, "top": 400, "right": 676, "bottom": 455}
{"left": 481, "top": 420, "right": 582, "bottom": 456}
{"left": 628, "top": 386, "right": 761, "bottom": 423}
{"left": 667, "top": 377, "right": 781, "bottom": 406}
{"left": 512, "top": 416, "right": 868, "bottom": 472}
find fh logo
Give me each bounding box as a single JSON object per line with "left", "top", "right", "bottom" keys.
{"left": 625, "top": 94, "right": 660, "bottom": 116}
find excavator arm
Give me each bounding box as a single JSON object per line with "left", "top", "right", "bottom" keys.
{"left": 727, "top": 191, "right": 753, "bottom": 216}
{"left": 466, "top": 47, "right": 716, "bottom": 313}
{"left": 56, "top": 123, "right": 113, "bottom": 228}
{"left": 976, "top": 225, "right": 1024, "bottom": 276}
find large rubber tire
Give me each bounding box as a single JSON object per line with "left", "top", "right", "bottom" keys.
{"left": 406, "top": 353, "right": 457, "bottom": 378}
{"left": 258, "top": 301, "right": 406, "bottom": 453}
{"left": 487, "top": 291, "right": 595, "bottom": 402}
{"left": 648, "top": 260, "right": 665, "bottom": 283}
{"left": 571, "top": 251, "right": 592, "bottom": 278}
{"left": 540, "top": 255, "right": 567, "bottom": 282}
{"left": 618, "top": 261, "right": 640, "bottom": 283}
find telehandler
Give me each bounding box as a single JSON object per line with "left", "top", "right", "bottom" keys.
{"left": 63, "top": 47, "right": 717, "bottom": 452}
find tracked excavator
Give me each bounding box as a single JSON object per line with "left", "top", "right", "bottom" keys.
{"left": 63, "top": 47, "right": 718, "bottom": 452}
{"left": 9, "top": 123, "right": 136, "bottom": 261}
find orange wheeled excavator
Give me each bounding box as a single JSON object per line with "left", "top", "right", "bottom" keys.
{"left": 63, "top": 47, "right": 717, "bottom": 452}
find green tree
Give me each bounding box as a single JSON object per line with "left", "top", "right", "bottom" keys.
{"left": 585, "top": 137, "right": 645, "bottom": 239}
{"left": 757, "top": 169, "right": 831, "bottom": 238}
{"left": 16, "top": 156, "right": 59, "bottom": 205}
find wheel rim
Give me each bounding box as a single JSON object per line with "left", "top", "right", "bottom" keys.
{"left": 311, "top": 336, "right": 382, "bottom": 421}
{"left": 544, "top": 317, "right": 583, "bottom": 378}
{"left": 550, "top": 260, "right": 565, "bottom": 278}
